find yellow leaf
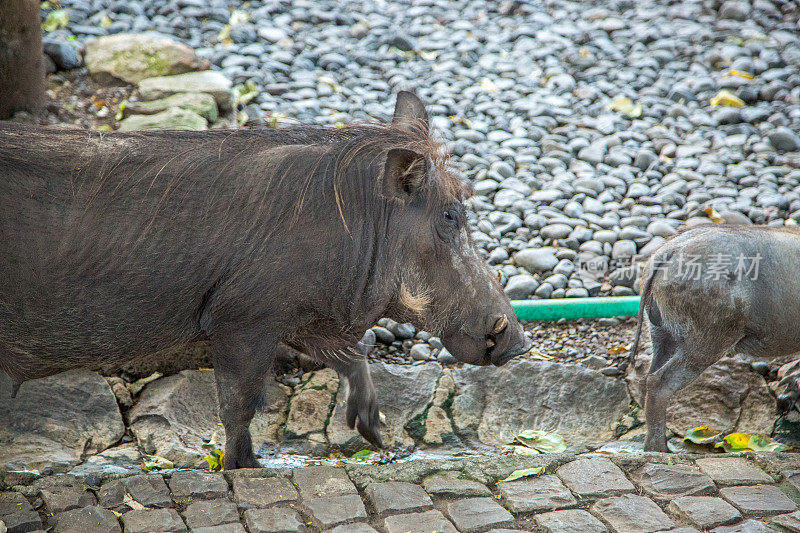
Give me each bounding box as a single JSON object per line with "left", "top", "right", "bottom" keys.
{"left": 126, "top": 372, "right": 162, "bottom": 396}
{"left": 123, "top": 492, "right": 147, "bottom": 511}
{"left": 608, "top": 344, "right": 631, "bottom": 355}
{"left": 141, "top": 454, "right": 173, "bottom": 472}
{"left": 480, "top": 78, "right": 497, "bottom": 92}
{"left": 99, "top": 14, "right": 112, "bottom": 28}
{"left": 606, "top": 96, "right": 642, "bottom": 118}
{"left": 501, "top": 466, "right": 544, "bottom": 482}
{"left": 203, "top": 449, "right": 224, "bottom": 471}
{"left": 710, "top": 90, "right": 745, "bottom": 108}
{"left": 683, "top": 425, "right": 721, "bottom": 445}
{"left": 513, "top": 430, "right": 567, "bottom": 453}
{"left": 42, "top": 9, "right": 68, "bottom": 31}
{"left": 449, "top": 115, "right": 472, "bottom": 128}
{"left": 704, "top": 206, "right": 725, "bottom": 223}
{"left": 529, "top": 350, "right": 554, "bottom": 360}
{"left": 716, "top": 432, "right": 751, "bottom": 452}
{"left": 726, "top": 70, "right": 754, "bottom": 80}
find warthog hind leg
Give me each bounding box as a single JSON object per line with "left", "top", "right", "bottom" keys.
{"left": 210, "top": 327, "right": 276, "bottom": 469}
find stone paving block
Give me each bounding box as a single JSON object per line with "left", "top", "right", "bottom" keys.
{"left": 497, "top": 475, "right": 576, "bottom": 513}
{"left": 182, "top": 499, "right": 239, "bottom": 529}
{"left": 365, "top": 481, "right": 433, "bottom": 515}
{"left": 232, "top": 476, "right": 298, "bottom": 510}
{"left": 695, "top": 458, "right": 773, "bottom": 486}
{"left": 305, "top": 493, "right": 367, "bottom": 528}
{"left": 771, "top": 510, "right": 800, "bottom": 532}
{"left": 667, "top": 496, "right": 741, "bottom": 529}
{"left": 534, "top": 509, "right": 608, "bottom": 533}
{"left": 169, "top": 471, "right": 229, "bottom": 503}
{"left": 98, "top": 474, "right": 173, "bottom": 510}
{"left": 244, "top": 507, "right": 304, "bottom": 533}
{"left": 52, "top": 505, "right": 122, "bottom": 533}
{"left": 710, "top": 519, "right": 774, "bottom": 532}
{"left": 720, "top": 485, "right": 797, "bottom": 516}
{"left": 557, "top": 457, "right": 635, "bottom": 498}
{"left": 293, "top": 466, "right": 357, "bottom": 500}
{"left": 0, "top": 491, "right": 42, "bottom": 533}
{"left": 422, "top": 474, "right": 491, "bottom": 497}
{"left": 40, "top": 485, "right": 97, "bottom": 514}
{"left": 635, "top": 463, "right": 716, "bottom": 499}
{"left": 327, "top": 524, "right": 379, "bottom": 533}
{"left": 120, "top": 508, "right": 187, "bottom": 533}
{"left": 192, "top": 525, "right": 247, "bottom": 533}
{"left": 590, "top": 494, "right": 675, "bottom": 533}
{"left": 383, "top": 509, "right": 458, "bottom": 533}
{"left": 445, "top": 497, "right": 514, "bottom": 533}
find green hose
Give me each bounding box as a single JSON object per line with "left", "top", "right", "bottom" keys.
{"left": 510, "top": 296, "right": 641, "bottom": 321}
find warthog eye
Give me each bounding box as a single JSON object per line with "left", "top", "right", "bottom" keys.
{"left": 443, "top": 210, "right": 456, "bottom": 224}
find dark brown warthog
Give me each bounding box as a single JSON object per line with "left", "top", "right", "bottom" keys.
{"left": 0, "top": 92, "right": 531, "bottom": 468}
{"left": 631, "top": 225, "right": 800, "bottom": 452}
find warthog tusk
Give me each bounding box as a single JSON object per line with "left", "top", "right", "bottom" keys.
{"left": 486, "top": 338, "right": 496, "bottom": 348}
{"left": 492, "top": 314, "right": 508, "bottom": 334}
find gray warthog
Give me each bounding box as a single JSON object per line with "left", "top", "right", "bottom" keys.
{"left": 0, "top": 92, "right": 531, "bottom": 468}
{"left": 631, "top": 225, "right": 800, "bottom": 451}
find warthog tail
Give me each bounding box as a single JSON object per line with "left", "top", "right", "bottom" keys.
{"left": 629, "top": 256, "right": 664, "bottom": 369}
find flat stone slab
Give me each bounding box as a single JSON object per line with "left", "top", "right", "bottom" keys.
{"left": 98, "top": 474, "right": 172, "bottom": 510}
{"left": 52, "top": 505, "right": 122, "bottom": 533}
{"left": 193, "top": 525, "right": 247, "bottom": 533}
{"left": 695, "top": 458, "right": 773, "bottom": 486}
{"left": 771, "top": 510, "right": 800, "bottom": 532}
{"left": 635, "top": 463, "right": 716, "bottom": 499}
{"left": 445, "top": 497, "right": 514, "bottom": 533}
{"left": 40, "top": 484, "right": 96, "bottom": 514}
{"left": 384, "top": 509, "right": 458, "bottom": 533}
{"left": 534, "top": 509, "right": 608, "bottom": 533}
{"left": 244, "top": 507, "right": 304, "bottom": 533}
{"left": 422, "top": 474, "right": 491, "bottom": 497}
{"left": 182, "top": 499, "right": 239, "bottom": 529}
{"left": 232, "top": 476, "right": 297, "bottom": 509}
{"left": 293, "top": 467, "right": 358, "bottom": 499}
{"left": 591, "top": 494, "right": 675, "bottom": 533}
{"left": 668, "top": 496, "right": 742, "bottom": 529}
{"left": 497, "top": 475, "right": 576, "bottom": 513}
{"left": 365, "top": 481, "right": 433, "bottom": 515}
{"left": 557, "top": 457, "right": 635, "bottom": 498}
{"left": 305, "top": 493, "right": 367, "bottom": 528}
{"left": 711, "top": 519, "right": 774, "bottom": 532}
{"left": 720, "top": 485, "right": 797, "bottom": 516}
{"left": 328, "top": 524, "right": 379, "bottom": 533}
{"left": 0, "top": 491, "right": 43, "bottom": 533}
{"left": 169, "top": 471, "right": 229, "bottom": 503}
{"left": 121, "top": 508, "right": 188, "bottom": 533}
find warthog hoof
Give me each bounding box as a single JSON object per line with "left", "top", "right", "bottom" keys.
{"left": 347, "top": 387, "right": 383, "bottom": 449}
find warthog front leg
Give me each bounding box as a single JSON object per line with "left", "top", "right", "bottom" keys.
{"left": 321, "top": 351, "right": 383, "bottom": 448}
{"left": 210, "top": 327, "right": 276, "bottom": 469}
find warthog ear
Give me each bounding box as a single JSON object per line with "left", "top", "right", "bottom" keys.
{"left": 392, "top": 91, "right": 429, "bottom": 132}
{"left": 383, "top": 148, "right": 427, "bottom": 199}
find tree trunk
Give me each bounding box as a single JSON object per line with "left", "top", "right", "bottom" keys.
{"left": 0, "top": 0, "right": 45, "bottom": 119}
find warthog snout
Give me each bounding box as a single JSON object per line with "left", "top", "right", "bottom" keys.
{"left": 485, "top": 313, "right": 532, "bottom": 366}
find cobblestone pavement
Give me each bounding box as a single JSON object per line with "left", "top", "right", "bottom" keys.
{"left": 2, "top": 451, "right": 800, "bottom": 532}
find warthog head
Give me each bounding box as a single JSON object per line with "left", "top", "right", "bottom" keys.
{"left": 382, "top": 92, "right": 532, "bottom": 365}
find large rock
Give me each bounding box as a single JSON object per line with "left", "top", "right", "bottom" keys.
{"left": 84, "top": 33, "right": 209, "bottom": 85}
{"left": 118, "top": 107, "right": 208, "bottom": 131}
{"left": 327, "top": 362, "right": 441, "bottom": 452}
{"left": 283, "top": 369, "right": 338, "bottom": 454}
{"left": 138, "top": 71, "right": 233, "bottom": 111}
{"left": 128, "top": 370, "right": 288, "bottom": 467}
{"left": 629, "top": 355, "right": 775, "bottom": 437}
{"left": 0, "top": 370, "right": 125, "bottom": 472}
{"left": 123, "top": 92, "right": 219, "bottom": 122}
{"left": 452, "top": 359, "right": 630, "bottom": 447}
